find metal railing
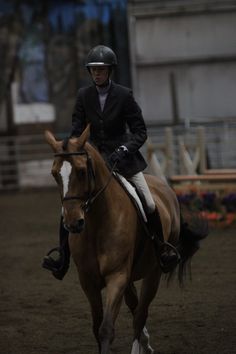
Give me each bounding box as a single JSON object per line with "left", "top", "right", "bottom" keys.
{"left": 147, "top": 120, "right": 236, "bottom": 174}
{"left": 0, "top": 134, "right": 54, "bottom": 190}
{"left": 0, "top": 121, "right": 236, "bottom": 191}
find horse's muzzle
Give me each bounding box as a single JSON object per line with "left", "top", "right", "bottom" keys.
{"left": 64, "top": 218, "right": 85, "bottom": 234}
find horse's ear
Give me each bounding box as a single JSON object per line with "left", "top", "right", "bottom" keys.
{"left": 78, "top": 124, "right": 90, "bottom": 148}
{"left": 44, "top": 130, "right": 61, "bottom": 152}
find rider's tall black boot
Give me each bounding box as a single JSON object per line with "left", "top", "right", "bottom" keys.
{"left": 42, "top": 216, "right": 70, "bottom": 280}
{"left": 146, "top": 207, "right": 180, "bottom": 273}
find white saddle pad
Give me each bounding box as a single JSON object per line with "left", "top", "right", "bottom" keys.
{"left": 115, "top": 173, "right": 147, "bottom": 222}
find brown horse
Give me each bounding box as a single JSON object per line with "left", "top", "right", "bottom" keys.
{"left": 45, "top": 125, "right": 207, "bottom": 354}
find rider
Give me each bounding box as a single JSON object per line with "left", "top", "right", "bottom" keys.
{"left": 42, "top": 45, "right": 179, "bottom": 280}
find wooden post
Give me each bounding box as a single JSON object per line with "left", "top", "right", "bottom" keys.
{"left": 165, "top": 127, "right": 174, "bottom": 177}
{"left": 197, "top": 126, "right": 206, "bottom": 174}
{"left": 178, "top": 137, "right": 186, "bottom": 174}
{"left": 178, "top": 136, "right": 198, "bottom": 175}
{"left": 146, "top": 138, "right": 166, "bottom": 180}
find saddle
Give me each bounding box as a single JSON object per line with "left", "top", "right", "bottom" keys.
{"left": 114, "top": 173, "right": 148, "bottom": 223}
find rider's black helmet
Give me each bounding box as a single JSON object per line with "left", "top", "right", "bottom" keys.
{"left": 85, "top": 45, "right": 117, "bottom": 68}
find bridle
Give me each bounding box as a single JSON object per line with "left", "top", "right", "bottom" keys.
{"left": 54, "top": 149, "right": 116, "bottom": 213}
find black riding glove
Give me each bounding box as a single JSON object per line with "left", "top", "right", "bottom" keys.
{"left": 109, "top": 145, "right": 128, "bottom": 165}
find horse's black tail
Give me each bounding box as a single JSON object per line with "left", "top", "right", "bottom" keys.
{"left": 175, "top": 210, "right": 209, "bottom": 286}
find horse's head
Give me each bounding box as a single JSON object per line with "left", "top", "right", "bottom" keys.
{"left": 45, "top": 125, "right": 94, "bottom": 234}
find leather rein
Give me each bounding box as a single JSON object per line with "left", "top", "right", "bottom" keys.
{"left": 54, "top": 150, "right": 116, "bottom": 213}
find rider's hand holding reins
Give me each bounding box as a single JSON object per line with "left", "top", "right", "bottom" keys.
{"left": 109, "top": 145, "right": 129, "bottom": 165}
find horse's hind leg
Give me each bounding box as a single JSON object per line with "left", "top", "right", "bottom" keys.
{"left": 131, "top": 268, "right": 161, "bottom": 354}
{"left": 125, "top": 282, "right": 153, "bottom": 353}
{"left": 124, "top": 282, "right": 138, "bottom": 315}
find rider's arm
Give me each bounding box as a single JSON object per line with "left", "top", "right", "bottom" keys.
{"left": 122, "top": 90, "right": 147, "bottom": 154}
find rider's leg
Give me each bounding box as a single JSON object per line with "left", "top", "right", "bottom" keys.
{"left": 128, "top": 172, "right": 179, "bottom": 273}
{"left": 42, "top": 215, "right": 70, "bottom": 280}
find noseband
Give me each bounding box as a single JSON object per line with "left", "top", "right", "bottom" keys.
{"left": 54, "top": 150, "right": 115, "bottom": 212}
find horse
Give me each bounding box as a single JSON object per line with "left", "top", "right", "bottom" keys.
{"left": 44, "top": 125, "right": 207, "bottom": 354}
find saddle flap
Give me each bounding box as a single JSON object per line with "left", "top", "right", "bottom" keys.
{"left": 114, "top": 173, "right": 147, "bottom": 222}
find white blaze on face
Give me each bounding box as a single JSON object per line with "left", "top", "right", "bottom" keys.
{"left": 60, "top": 161, "right": 72, "bottom": 197}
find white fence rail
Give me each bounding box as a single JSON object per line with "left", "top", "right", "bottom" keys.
{"left": 146, "top": 121, "right": 236, "bottom": 176}
{"left": 0, "top": 121, "right": 236, "bottom": 191}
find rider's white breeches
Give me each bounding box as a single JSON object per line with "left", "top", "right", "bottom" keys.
{"left": 128, "top": 172, "right": 155, "bottom": 214}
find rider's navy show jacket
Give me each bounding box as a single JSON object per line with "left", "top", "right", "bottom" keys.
{"left": 70, "top": 81, "right": 147, "bottom": 178}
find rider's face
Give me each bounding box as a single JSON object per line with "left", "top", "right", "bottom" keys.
{"left": 90, "top": 66, "right": 110, "bottom": 86}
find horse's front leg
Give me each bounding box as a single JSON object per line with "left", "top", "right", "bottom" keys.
{"left": 83, "top": 286, "right": 103, "bottom": 352}
{"left": 99, "top": 272, "right": 128, "bottom": 354}
{"left": 77, "top": 274, "right": 104, "bottom": 353}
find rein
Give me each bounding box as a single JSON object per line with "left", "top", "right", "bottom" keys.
{"left": 54, "top": 150, "right": 116, "bottom": 213}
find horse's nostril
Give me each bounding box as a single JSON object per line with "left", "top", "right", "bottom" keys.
{"left": 76, "top": 219, "right": 85, "bottom": 231}
{"left": 65, "top": 219, "right": 85, "bottom": 234}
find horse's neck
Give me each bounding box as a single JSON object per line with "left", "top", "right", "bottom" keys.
{"left": 93, "top": 155, "right": 122, "bottom": 205}
{"left": 95, "top": 161, "right": 116, "bottom": 195}
{"left": 86, "top": 144, "right": 125, "bottom": 206}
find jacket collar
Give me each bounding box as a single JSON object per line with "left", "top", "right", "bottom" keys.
{"left": 89, "top": 81, "right": 117, "bottom": 117}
